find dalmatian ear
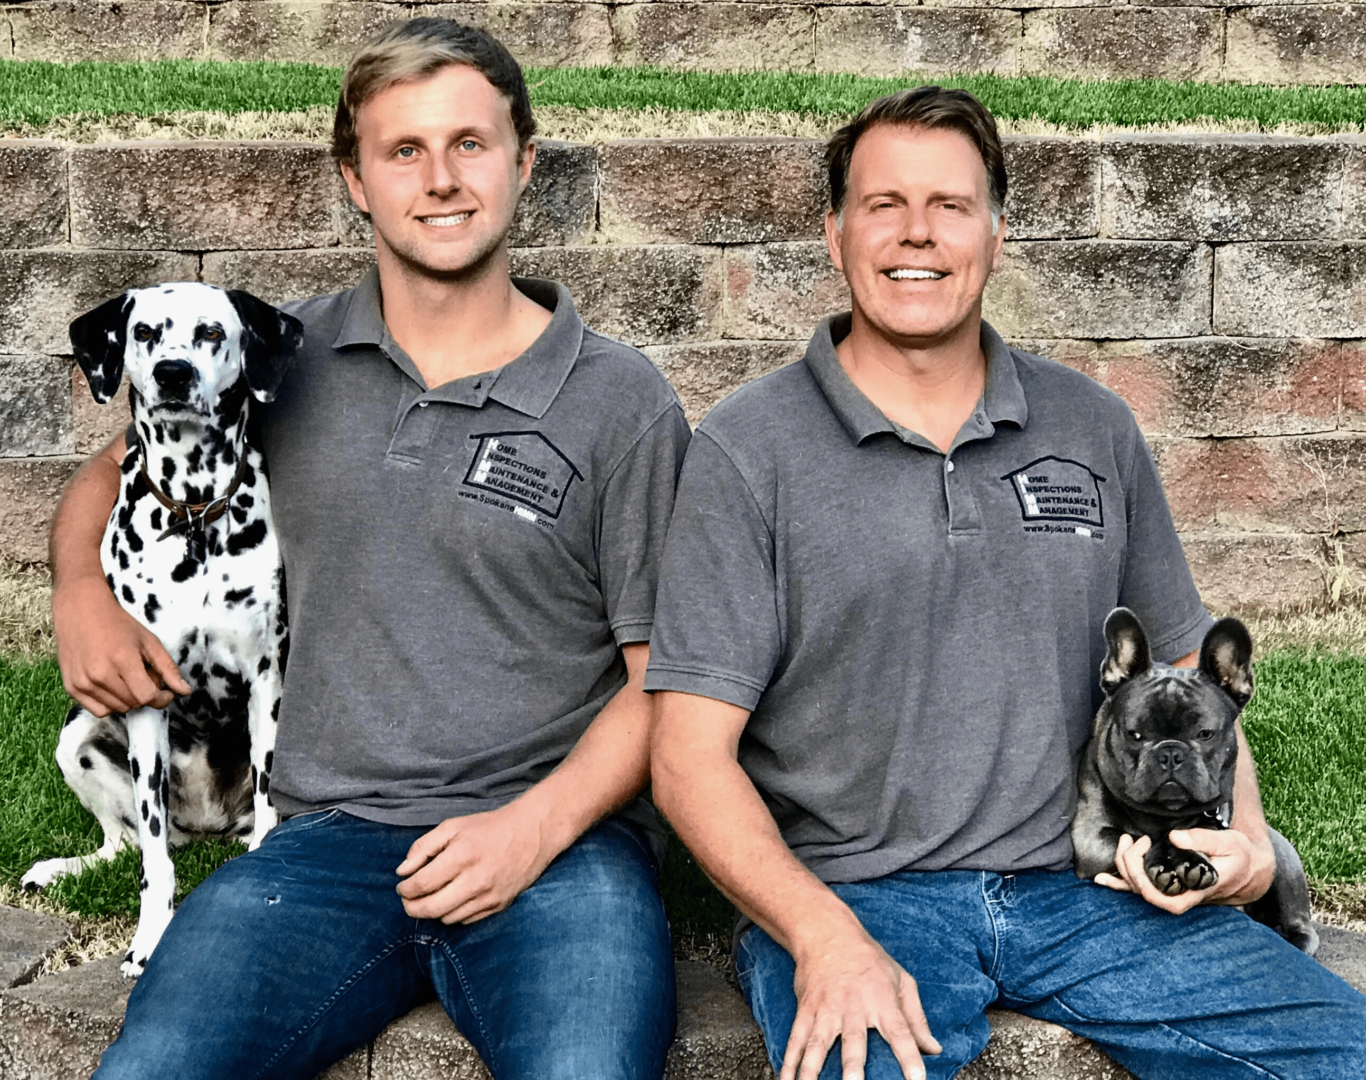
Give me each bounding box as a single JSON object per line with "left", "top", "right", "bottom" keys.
{"left": 69, "top": 292, "right": 133, "bottom": 404}
{"left": 227, "top": 290, "right": 305, "bottom": 403}
{"left": 1100, "top": 607, "right": 1151, "bottom": 696}
{"left": 1199, "top": 617, "right": 1255, "bottom": 709}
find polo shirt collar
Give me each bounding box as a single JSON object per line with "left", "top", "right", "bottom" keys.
{"left": 804, "top": 313, "right": 1029, "bottom": 445}
{"left": 331, "top": 267, "right": 583, "bottom": 419}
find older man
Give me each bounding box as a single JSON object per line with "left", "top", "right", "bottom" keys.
{"left": 647, "top": 86, "right": 1366, "bottom": 1080}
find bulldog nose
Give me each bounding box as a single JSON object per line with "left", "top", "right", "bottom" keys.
{"left": 1155, "top": 742, "right": 1186, "bottom": 771}
{"left": 152, "top": 360, "right": 195, "bottom": 400}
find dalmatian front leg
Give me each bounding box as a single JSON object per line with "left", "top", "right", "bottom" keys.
{"left": 122, "top": 706, "right": 177, "bottom": 978}
{"left": 246, "top": 661, "right": 281, "bottom": 851}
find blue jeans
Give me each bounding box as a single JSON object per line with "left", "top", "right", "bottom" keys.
{"left": 736, "top": 869, "right": 1366, "bottom": 1079}
{"left": 95, "top": 811, "right": 677, "bottom": 1080}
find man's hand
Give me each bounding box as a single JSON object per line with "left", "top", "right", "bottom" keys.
{"left": 1094, "top": 828, "right": 1277, "bottom": 914}
{"left": 784, "top": 924, "right": 941, "bottom": 1080}
{"left": 53, "top": 574, "right": 189, "bottom": 717}
{"left": 395, "top": 798, "right": 552, "bottom": 924}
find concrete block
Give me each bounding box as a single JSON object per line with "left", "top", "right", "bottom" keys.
{"left": 70, "top": 143, "right": 339, "bottom": 252}
{"left": 613, "top": 4, "right": 816, "bottom": 71}
{"left": 420, "top": 3, "right": 614, "bottom": 66}
{"left": 0, "top": 354, "right": 74, "bottom": 457}
{"left": 0, "top": 955, "right": 129, "bottom": 1078}
{"left": 72, "top": 369, "right": 133, "bottom": 457}
{"left": 1341, "top": 341, "right": 1366, "bottom": 431}
{"left": 599, "top": 139, "right": 826, "bottom": 245}
{"left": 1021, "top": 8, "right": 1222, "bottom": 81}
{"left": 512, "top": 140, "right": 597, "bottom": 248}
{"left": 814, "top": 7, "right": 1021, "bottom": 76}
{"left": 0, "top": 457, "right": 81, "bottom": 563}
{"left": 1226, "top": 5, "right": 1366, "bottom": 85}
{"left": 202, "top": 249, "right": 377, "bottom": 308}
{"left": 644, "top": 340, "right": 804, "bottom": 422}
{"left": 208, "top": 1, "right": 404, "bottom": 65}
{"left": 984, "top": 241, "right": 1212, "bottom": 340}
{"left": 1003, "top": 138, "right": 1099, "bottom": 240}
{"left": 1215, "top": 242, "right": 1366, "bottom": 338}
{"left": 1180, "top": 531, "right": 1329, "bottom": 613}
{"left": 1101, "top": 136, "right": 1346, "bottom": 242}
{"left": 0, "top": 252, "right": 199, "bottom": 356}
{"left": 1340, "top": 142, "right": 1366, "bottom": 239}
{"left": 723, "top": 241, "right": 849, "bottom": 341}
{"left": 1004, "top": 339, "right": 1102, "bottom": 380}
{"left": 510, "top": 244, "right": 724, "bottom": 346}
{"left": 1096, "top": 338, "right": 1342, "bottom": 438}
{"left": 0, "top": 909, "right": 71, "bottom": 991}
{"left": 10, "top": 1, "right": 205, "bottom": 61}
{"left": 0, "top": 143, "right": 67, "bottom": 250}
{"left": 1154, "top": 433, "right": 1366, "bottom": 534}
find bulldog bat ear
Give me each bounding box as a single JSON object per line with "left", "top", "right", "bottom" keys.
{"left": 1199, "top": 617, "right": 1254, "bottom": 708}
{"left": 1100, "top": 607, "right": 1151, "bottom": 695}
{"left": 227, "top": 289, "right": 304, "bottom": 403}
{"left": 69, "top": 293, "right": 132, "bottom": 404}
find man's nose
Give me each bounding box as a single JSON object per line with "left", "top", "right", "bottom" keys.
{"left": 427, "top": 153, "right": 462, "bottom": 196}
{"left": 152, "top": 360, "right": 195, "bottom": 400}
{"left": 898, "top": 206, "right": 933, "bottom": 245}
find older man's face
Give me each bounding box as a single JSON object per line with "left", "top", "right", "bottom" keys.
{"left": 825, "top": 123, "right": 1006, "bottom": 348}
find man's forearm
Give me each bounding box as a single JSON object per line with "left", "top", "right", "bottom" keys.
{"left": 651, "top": 691, "right": 864, "bottom": 961}
{"left": 51, "top": 437, "right": 124, "bottom": 590}
{"left": 1230, "top": 720, "right": 1270, "bottom": 844}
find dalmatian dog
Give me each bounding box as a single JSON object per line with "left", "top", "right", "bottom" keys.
{"left": 22, "top": 282, "right": 301, "bottom": 977}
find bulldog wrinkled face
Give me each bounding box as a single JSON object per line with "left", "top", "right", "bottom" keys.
{"left": 122, "top": 284, "right": 246, "bottom": 420}
{"left": 1099, "top": 672, "right": 1240, "bottom": 812}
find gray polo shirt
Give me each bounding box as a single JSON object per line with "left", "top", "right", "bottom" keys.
{"left": 644, "top": 315, "right": 1212, "bottom": 883}
{"left": 259, "top": 269, "right": 689, "bottom": 842}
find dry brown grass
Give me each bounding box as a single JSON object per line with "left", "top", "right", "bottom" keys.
{"left": 0, "top": 559, "right": 53, "bottom": 665}
{"left": 0, "top": 882, "right": 135, "bottom": 975}
{"left": 1246, "top": 599, "right": 1366, "bottom": 655}
{"left": 5, "top": 107, "right": 1363, "bottom": 145}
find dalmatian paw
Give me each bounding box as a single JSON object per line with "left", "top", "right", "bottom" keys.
{"left": 248, "top": 804, "right": 278, "bottom": 852}
{"left": 21, "top": 857, "right": 76, "bottom": 891}
{"left": 121, "top": 910, "right": 174, "bottom": 978}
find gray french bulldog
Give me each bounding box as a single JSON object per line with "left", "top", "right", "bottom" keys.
{"left": 1072, "top": 607, "right": 1318, "bottom": 955}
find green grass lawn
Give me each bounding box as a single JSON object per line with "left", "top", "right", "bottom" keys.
{"left": 3, "top": 60, "right": 1366, "bottom": 131}
{"left": 2, "top": 647, "right": 1363, "bottom": 945}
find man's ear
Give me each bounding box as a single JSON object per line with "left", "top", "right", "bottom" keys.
{"left": 227, "top": 290, "right": 305, "bottom": 403}
{"left": 1100, "top": 607, "right": 1151, "bottom": 696}
{"left": 824, "top": 208, "right": 845, "bottom": 277}
{"left": 340, "top": 160, "right": 369, "bottom": 217}
{"left": 990, "top": 212, "right": 1007, "bottom": 272}
{"left": 517, "top": 139, "right": 537, "bottom": 196}
{"left": 69, "top": 292, "right": 133, "bottom": 404}
{"left": 1199, "top": 618, "right": 1255, "bottom": 708}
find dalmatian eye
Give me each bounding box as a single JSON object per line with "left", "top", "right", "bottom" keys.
{"left": 201, "top": 327, "right": 224, "bottom": 342}
{"left": 133, "top": 324, "right": 153, "bottom": 341}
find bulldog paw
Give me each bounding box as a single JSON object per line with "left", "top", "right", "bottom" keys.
{"left": 1146, "top": 850, "right": 1219, "bottom": 895}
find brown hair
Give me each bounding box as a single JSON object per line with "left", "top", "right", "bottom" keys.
{"left": 825, "top": 86, "right": 1007, "bottom": 222}
{"left": 332, "top": 18, "right": 536, "bottom": 171}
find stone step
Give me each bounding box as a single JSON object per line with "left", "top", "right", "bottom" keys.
{"left": 0, "top": 908, "right": 71, "bottom": 991}
{"left": 1, "top": 920, "right": 1363, "bottom": 1079}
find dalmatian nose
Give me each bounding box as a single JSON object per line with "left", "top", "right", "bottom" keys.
{"left": 1154, "top": 741, "right": 1186, "bottom": 772}
{"left": 152, "top": 360, "right": 195, "bottom": 400}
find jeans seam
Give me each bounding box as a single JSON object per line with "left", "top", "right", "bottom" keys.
{"left": 1042, "top": 994, "right": 1282, "bottom": 1078}
{"left": 437, "top": 940, "right": 500, "bottom": 1077}
{"left": 980, "top": 873, "right": 1003, "bottom": 985}
{"left": 251, "top": 937, "right": 412, "bottom": 1080}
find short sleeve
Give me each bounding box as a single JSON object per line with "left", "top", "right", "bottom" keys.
{"left": 644, "top": 431, "right": 782, "bottom": 711}
{"left": 597, "top": 402, "right": 692, "bottom": 645}
{"left": 1117, "top": 431, "right": 1214, "bottom": 662}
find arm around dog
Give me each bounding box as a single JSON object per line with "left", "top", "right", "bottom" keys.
{"left": 49, "top": 432, "right": 190, "bottom": 717}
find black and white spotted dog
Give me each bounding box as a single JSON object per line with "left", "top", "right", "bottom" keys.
{"left": 22, "top": 282, "right": 302, "bottom": 977}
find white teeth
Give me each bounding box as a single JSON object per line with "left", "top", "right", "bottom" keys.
{"left": 420, "top": 213, "right": 472, "bottom": 226}
{"left": 888, "top": 269, "right": 945, "bottom": 280}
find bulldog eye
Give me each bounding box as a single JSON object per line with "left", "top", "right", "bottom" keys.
{"left": 1197, "top": 729, "right": 1215, "bottom": 740}
{"left": 1127, "top": 730, "right": 1144, "bottom": 742}
{"left": 133, "top": 324, "right": 152, "bottom": 341}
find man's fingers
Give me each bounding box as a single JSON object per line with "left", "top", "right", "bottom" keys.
{"left": 895, "top": 977, "right": 941, "bottom": 1057}
{"left": 840, "top": 1022, "right": 868, "bottom": 1080}
{"left": 396, "top": 822, "right": 459, "bottom": 877}
{"left": 797, "top": 1021, "right": 839, "bottom": 1080}
{"left": 779, "top": 1007, "right": 816, "bottom": 1080}
{"left": 1092, "top": 872, "right": 1133, "bottom": 892}
{"left": 400, "top": 873, "right": 479, "bottom": 920}
{"left": 142, "top": 638, "right": 190, "bottom": 695}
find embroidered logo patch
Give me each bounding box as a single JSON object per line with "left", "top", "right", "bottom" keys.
{"left": 1002, "top": 456, "right": 1107, "bottom": 537}
{"left": 462, "top": 431, "right": 582, "bottom": 528}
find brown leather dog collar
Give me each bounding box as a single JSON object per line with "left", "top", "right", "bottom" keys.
{"left": 137, "top": 440, "right": 249, "bottom": 542}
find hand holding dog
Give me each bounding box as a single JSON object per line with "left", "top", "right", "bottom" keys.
{"left": 1096, "top": 827, "right": 1277, "bottom": 914}
{"left": 395, "top": 799, "right": 554, "bottom": 924}
{"left": 54, "top": 573, "right": 190, "bottom": 717}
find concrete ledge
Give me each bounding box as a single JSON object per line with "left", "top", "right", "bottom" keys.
{"left": 3, "top": 921, "right": 1363, "bottom": 1079}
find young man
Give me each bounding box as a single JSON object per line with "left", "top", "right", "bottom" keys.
{"left": 646, "top": 87, "right": 1366, "bottom": 1080}
{"left": 50, "top": 20, "right": 687, "bottom": 1079}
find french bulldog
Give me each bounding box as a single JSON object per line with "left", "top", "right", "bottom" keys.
{"left": 1072, "top": 607, "right": 1318, "bottom": 955}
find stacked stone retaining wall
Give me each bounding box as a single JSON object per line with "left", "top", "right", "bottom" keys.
{"left": 3, "top": 0, "right": 1366, "bottom": 84}
{"left": 2, "top": 132, "right": 1365, "bottom": 611}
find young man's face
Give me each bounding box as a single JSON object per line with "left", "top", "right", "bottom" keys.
{"left": 342, "top": 63, "right": 534, "bottom": 280}
{"left": 825, "top": 123, "right": 1006, "bottom": 348}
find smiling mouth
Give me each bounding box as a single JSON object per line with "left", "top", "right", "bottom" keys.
{"left": 886, "top": 268, "right": 946, "bottom": 281}
{"left": 419, "top": 212, "right": 473, "bottom": 227}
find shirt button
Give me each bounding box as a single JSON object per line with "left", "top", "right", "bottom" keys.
{"left": 418, "top": 401, "right": 429, "bottom": 408}
{"left": 946, "top": 460, "right": 955, "bottom": 473}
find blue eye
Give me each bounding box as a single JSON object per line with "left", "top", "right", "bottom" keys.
{"left": 461, "top": 140, "right": 479, "bottom": 151}
{"left": 397, "top": 147, "right": 416, "bottom": 158}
